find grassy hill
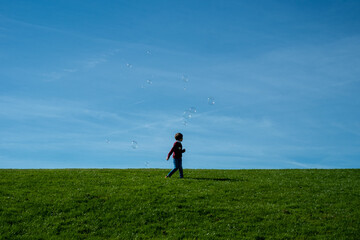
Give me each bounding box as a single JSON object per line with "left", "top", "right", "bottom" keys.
{"left": 0, "top": 169, "right": 359, "bottom": 239}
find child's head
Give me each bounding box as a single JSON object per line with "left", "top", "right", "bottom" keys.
{"left": 175, "top": 132, "right": 183, "bottom": 141}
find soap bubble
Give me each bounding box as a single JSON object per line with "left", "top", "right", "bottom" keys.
{"left": 183, "top": 110, "right": 192, "bottom": 119}
{"left": 182, "top": 75, "right": 189, "bottom": 83}
{"left": 189, "top": 107, "right": 197, "bottom": 113}
{"left": 141, "top": 79, "right": 153, "bottom": 89}
{"left": 208, "top": 97, "right": 215, "bottom": 105}
{"left": 145, "top": 161, "right": 150, "bottom": 167}
{"left": 183, "top": 87, "right": 187, "bottom": 91}
{"left": 146, "top": 50, "right": 151, "bottom": 55}
{"left": 106, "top": 139, "right": 110, "bottom": 144}
{"left": 183, "top": 120, "right": 188, "bottom": 126}
{"left": 131, "top": 140, "right": 138, "bottom": 149}
{"left": 126, "top": 63, "right": 133, "bottom": 68}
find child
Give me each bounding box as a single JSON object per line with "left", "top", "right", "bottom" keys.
{"left": 165, "top": 133, "right": 186, "bottom": 179}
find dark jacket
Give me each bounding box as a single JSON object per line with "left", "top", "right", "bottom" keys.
{"left": 167, "top": 141, "right": 185, "bottom": 159}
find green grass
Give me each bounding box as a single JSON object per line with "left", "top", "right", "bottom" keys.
{"left": 0, "top": 169, "right": 359, "bottom": 239}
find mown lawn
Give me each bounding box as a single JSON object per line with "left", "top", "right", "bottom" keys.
{"left": 0, "top": 169, "right": 359, "bottom": 239}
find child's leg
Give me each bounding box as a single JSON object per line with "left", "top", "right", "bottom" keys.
{"left": 167, "top": 158, "right": 179, "bottom": 177}
{"left": 179, "top": 158, "right": 183, "bottom": 178}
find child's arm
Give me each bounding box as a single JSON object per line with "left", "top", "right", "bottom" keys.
{"left": 166, "top": 143, "right": 176, "bottom": 160}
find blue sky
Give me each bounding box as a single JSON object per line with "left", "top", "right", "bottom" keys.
{"left": 1, "top": 0, "right": 360, "bottom": 169}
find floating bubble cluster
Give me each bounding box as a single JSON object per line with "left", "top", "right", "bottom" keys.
{"left": 182, "top": 107, "right": 197, "bottom": 126}
{"left": 131, "top": 140, "right": 138, "bottom": 149}
{"left": 120, "top": 58, "right": 217, "bottom": 162}
{"left": 208, "top": 97, "right": 215, "bottom": 105}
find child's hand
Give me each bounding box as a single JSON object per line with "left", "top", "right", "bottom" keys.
{"left": 183, "top": 149, "right": 186, "bottom": 152}
{"left": 166, "top": 157, "right": 169, "bottom": 161}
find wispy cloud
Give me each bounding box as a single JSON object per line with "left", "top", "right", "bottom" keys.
{"left": 63, "top": 69, "right": 78, "bottom": 73}
{"left": 200, "top": 35, "right": 360, "bottom": 103}
{"left": 0, "top": 14, "right": 104, "bottom": 40}
{"left": 283, "top": 160, "right": 328, "bottom": 169}
{"left": 40, "top": 48, "right": 122, "bottom": 82}
{"left": 0, "top": 96, "right": 180, "bottom": 154}
{"left": 330, "top": 122, "right": 360, "bottom": 137}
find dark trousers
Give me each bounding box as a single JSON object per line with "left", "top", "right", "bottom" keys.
{"left": 167, "top": 158, "right": 183, "bottom": 178}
